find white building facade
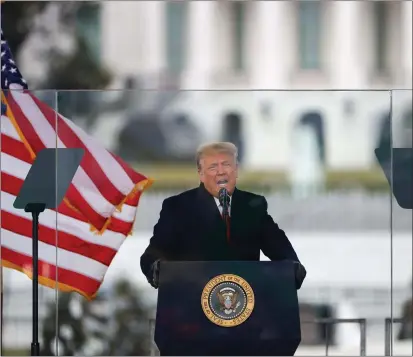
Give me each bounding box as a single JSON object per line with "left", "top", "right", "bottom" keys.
{"left": 17, "top": 1, "right": 413, "bottom": 170}
{"left": 97, "top": 0, "right": 413, "bottom": 90}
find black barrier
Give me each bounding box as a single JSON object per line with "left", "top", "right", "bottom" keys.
{"left": 375, "top": 147, "right": 413, "bottom": 209}
{"left": 301, "top": 318, "right": 367, "bottom": 356}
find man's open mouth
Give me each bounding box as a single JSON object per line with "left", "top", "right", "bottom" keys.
{"left": 217, "top": 179, "right": 228, "bottom": 187}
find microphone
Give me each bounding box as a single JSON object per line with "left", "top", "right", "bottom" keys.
{"left": 218, "top": 188, "right": 230, "bottom": 216}
{"left": 219, "top": 188, "right": 231, "bottom": 242}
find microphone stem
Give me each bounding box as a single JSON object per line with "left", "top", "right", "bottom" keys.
{"left": 223, "top": 211, "right": 230, "bottom": 243}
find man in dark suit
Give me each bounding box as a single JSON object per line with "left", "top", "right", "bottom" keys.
{"left": 140, "top": 142, "right": 306, "bottom": 289}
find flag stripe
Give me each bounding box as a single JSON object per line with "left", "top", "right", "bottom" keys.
{"left": 1, "top": 109, "right": 141, "bottom": 256}
{"left": 1, "top": 116, "right": 139, "bottom": 224}
{"left": 1, "top": 179, "right": 126, "bottom": 251}
{"left": 4, "top": 90, "right": 45, "bottom": 153}
{"left": 0, "top": 150, "right": 109, "bottom": 232}
{"left": 1, "top": 114, "right": 22, "bottom": 141}
{"left": 1, "top": 248, "right": 101, "bottom": 298}
{"left": 8, "top": 88, "right": 151, "bottom": 230}
{"left": 1, "top": 229, "right": 107, "bottom": 281}
{"left": 1, "top": 134, "right": 32, "bottom": 163}
{"left": 110, "top": 151, "right": 148, "bottom": 183}
{"left": 32, "top": 94, "right": 132, "bottom": 199}
{"left": 1, "top": 118, "right": 138, "bottom": 239}
{"left": 55, "top": 107, "right": 148, "bottom": 188}
{"left": 1, "top": 211, "right": 118, "bottom": 266}
{"left": 2, "top": 97, "right": 142, "bottom": 235}
{"left": 1, "top": 170, "right": 136, "bottom": 238}
{"left": 59, "top": 110, "right": 135, "bottom": 193}
{"left": 6, "top": 90, "right": 118, "bottom": 226}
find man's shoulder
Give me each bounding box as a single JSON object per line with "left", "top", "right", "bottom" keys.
{"left": 235, "top": 188, "right": 267, "bottom": 208}
{"left": 235, "top": 187, "right": 265, "bottom": 200}
{"left": 163, "top": 187, "right": 199, "bottom": 206}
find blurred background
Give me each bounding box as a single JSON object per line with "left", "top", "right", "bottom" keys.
{"left": 1, "top": 0, "right": 412, "bottom": 356}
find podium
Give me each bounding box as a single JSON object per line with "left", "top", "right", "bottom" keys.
{"left": 154, "top": 261, "right": 301, "bottom": 356}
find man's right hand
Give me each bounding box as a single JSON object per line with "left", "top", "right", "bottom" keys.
{"left": 148, "top": 259, "right": 160, "bottom": 288}
{"left": 293, "top": 261, "right": 306, "bottom": 290}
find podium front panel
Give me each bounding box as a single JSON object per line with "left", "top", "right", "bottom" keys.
{"left": 155, "top": 261, "right": 300, "bottom": 355}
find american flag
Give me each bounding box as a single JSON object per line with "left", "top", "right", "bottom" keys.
{"left": 1, "top": 29, "right": 153, "bottom": 299}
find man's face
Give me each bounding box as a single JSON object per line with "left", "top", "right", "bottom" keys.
{"left": 198, "top": 152, "right": 238, "bottom": 197}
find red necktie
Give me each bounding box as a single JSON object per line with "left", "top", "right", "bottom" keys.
{"left": 222, "top": 212, "right": 230, "bottom": 243}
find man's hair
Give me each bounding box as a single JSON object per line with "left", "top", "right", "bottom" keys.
{"left": 196, "top": 142, "right": 238, "bottom": 170}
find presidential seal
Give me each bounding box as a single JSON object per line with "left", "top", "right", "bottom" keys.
{"left": 201, "top": 274, "right": 255, "bottom": 327}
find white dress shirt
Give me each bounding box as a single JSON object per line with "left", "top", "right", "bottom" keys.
{"left": 214, "top": 196, "right": 232, "bottom": 216}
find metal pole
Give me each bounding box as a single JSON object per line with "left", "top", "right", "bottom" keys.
{"left": 31, "top": 210, "right": 40, "bottom": 356}
{"left": 0, "top": 267, "right": 2, "bottom": 357}
{"left": 384, "top": 318, "right": 391, "bottom": 356}
{"left": 384, "top": 317, "right": 404, "bottom": 356}
{"left": 302, "top": 318, "right": 367, "bottom": 356}
{"left": 359, "top": 318, "right": 366, "bottom": 356}
{"left": 25, "top": 203, "right": 45, "bottom": 356}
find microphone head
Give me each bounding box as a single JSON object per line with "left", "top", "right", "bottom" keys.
{"left": 218, "top": 188, "right": 229, "bottom": 206}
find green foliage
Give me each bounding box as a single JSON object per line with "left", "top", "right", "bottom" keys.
{"left": 1, "top": 1, "right": 48, "bottom": 54}
{"left": 2, "top": 349, "right": 30, "bottom": 356}
{"left": 2, "top": 1, "right": 112, "bottom": 128}
{"left": 47, "top": 33, "right": 112, "bottom": 118}
{"left": 46, "top": 34, "right": 111, "bottom": 91}
{"left": 40, "top": 279, "right": 152, "bottom": 356}
{"left": 2, "top": 1, "right": 111, "bottom": 92}
{"left": 41, "top": 293, "right": 88, "bottom": 356}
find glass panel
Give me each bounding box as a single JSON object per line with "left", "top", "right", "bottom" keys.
{"left": 390, "top": 89, "right": 412, "bottom": 356}
{"left": 1, "top": 89, "right": 59, "bottom": 355}
{"left": 2, "top": 88, "right": 393, "bottom": 354}
{"left": 53, "top": 89, "right": 156, "bottom": 356}
{"left": 49, "top": 89, "right": 392, "bottom": 356}
{"left": 260, "top": 90, "right": 392, "bottom": 355}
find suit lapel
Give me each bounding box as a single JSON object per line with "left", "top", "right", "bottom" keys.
{"left": 193, "top": 184, "right": 230, "bottom": 258}
{"left": 194, "top": 184, "right": 252, "bottom": 259}
{"left": 195, "top": 184, "right": 248, "bottom": 235}
{"left": 195, "top": 183, "right": 225, "bottom": 230}
{"left": 228, "top": 187, "right": 243, "bottom": 241}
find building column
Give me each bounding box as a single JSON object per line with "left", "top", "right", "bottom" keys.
{"left": 139, "top": 1, "right": 166, "bottom": 82}
{"left": 250, "top": 1, "right": 290, "bottom": 89}
{"left": 329, "top": 1, "right": 367, "bottom": 89}
{"left": 401, "top": 0, "right": 412, "bottom": 88}
{"left": 181, "top": 1, "right": 216, "bottom": 90}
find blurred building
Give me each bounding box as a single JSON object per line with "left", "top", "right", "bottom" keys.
{"left": 18, "top": 1, "right": 413, "bottom": 170}
{"left": 95, "top": 0, "right": 413, "bottom": 90}
{"left": 89, "top": 1, "right": 413, "bottom": 170}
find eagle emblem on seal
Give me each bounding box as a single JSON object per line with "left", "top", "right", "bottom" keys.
{"left": 217, "top": 287, "right": 241, "bottom": 315}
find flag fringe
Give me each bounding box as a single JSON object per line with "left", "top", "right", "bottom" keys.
{"left": 1, "top": 259, "right": 98, "bottom": 301}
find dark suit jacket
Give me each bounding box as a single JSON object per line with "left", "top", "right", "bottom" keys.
{"left": 140, "top": 184, "right": 301, "bottom": 279}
